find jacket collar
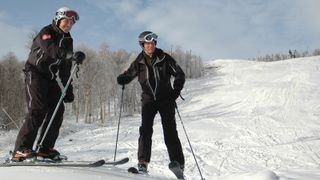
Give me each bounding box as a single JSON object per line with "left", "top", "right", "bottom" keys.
{"left": 138, "top": 48, "right": 165, "bottom": 65}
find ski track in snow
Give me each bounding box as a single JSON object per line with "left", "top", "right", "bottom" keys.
{"left": 1, "top": 56, "right": 320, "bottom": 180}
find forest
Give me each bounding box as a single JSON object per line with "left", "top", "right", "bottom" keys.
{"left": 0, "top": 43, "right": 204, "bottom": 130}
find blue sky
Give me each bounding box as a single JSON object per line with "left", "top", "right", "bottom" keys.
{"left": 0, "top": 0, "right": 320, "bottom": 61}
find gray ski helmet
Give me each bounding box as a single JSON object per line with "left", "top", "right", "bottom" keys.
{"left": 138, "top": 31, "right": 158, "bottom": 48}
{"left": 54, "top": 7, "right": 79, "bottom": 25}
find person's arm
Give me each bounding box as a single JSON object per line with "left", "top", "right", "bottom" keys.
{"left": 168, "top": 57, "right": 185, "bottom": 92}
{"left": 36, "top": 29, "right": 71, "bottom": 60}
{"left": 117, "top": 60, "right": 138, "bottom": 85}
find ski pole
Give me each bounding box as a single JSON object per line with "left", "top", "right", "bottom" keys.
{"left": 175, "top": 104, "right": 205, "bottom": 180}
{"left": 2, "top": 108, "right": 19, "bottom": 129}
{"left": 114, "top": 85, "right": 125, "bottom": 162}
{"left": 36, "top": 63, "right": 79, "bottom": 153}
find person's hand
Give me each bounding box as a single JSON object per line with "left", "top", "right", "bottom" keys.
{"left": 64, "top": 85, "right": 74, "bottom": 103}
{"left": 117, "top": 74, "right": 130, "bottom": 85}
{"left": 171, "top": 89, "right": 181, "bottom": 100}
{"left": 73, "top": 51, "right": 86, "bottom": 64}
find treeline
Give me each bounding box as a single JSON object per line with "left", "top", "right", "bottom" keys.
{"left": 254, "top": 48, "right": 320, "bottom": 62}
{"left": 0, "top": 44, "right": 204, "bottom": 130}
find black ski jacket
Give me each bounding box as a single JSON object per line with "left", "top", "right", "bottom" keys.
{"left": 24, "top": 21, "right": 73, "bottom": 86}
{"left": 121, "top": 48, "right": 185, "bottom": 104}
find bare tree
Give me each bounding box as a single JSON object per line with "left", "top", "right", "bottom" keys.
{"left": 25, "top": 29, "right": 38, "bottom": 49}
{"left": 0, "top": 52, "right": 25, "bottom": 129}
{"left": 170, "top": 47, "right": 204, "bottom": 78}
{"left": 96, "top": 43, "right": 117, "bottom": 123}
{"left": 70, "top": 45, "right": 98, "bottom": 123}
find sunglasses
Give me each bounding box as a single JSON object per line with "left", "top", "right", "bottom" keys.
{"left": 144, "top": 33, "right": 158, "bottom": 42}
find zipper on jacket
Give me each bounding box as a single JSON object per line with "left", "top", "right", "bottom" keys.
{"left": 152, "top": 63, "right": 159, "bottom": 99}
{"left": 145, "top": 66, "right": 157, "bottom": 101}
{"left": 148, "top": 55, "right": 165, "bottom": 101}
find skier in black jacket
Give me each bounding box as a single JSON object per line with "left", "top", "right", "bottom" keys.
{"left": 12, "top": 7, "right": 83, "bottom": 161}
{"left": 117, "top": 31, "right": 185, "bottom": 172}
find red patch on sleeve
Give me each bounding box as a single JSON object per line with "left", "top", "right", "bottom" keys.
{"left": 42, "top": 34, "right": 52, "bottom": 40}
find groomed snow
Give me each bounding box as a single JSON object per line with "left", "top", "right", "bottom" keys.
{"left": 1, "top": 56, "right": 320, "bottom": 180}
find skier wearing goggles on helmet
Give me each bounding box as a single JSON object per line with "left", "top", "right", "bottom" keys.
{"left": 117, "top": 31, "right": 185, "bottom": 173}
{"left": 12, "top": 7, "right": 84, "bottom": 161}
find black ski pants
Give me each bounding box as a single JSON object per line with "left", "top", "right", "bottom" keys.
{"left": 138, "top": 99, "right": 185, "bottom": 166}
{"left": 14, "top": 70, "right": 64, "bottom": 152}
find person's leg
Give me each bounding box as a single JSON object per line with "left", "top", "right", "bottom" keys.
{"left": 37, "top": 81, "right": 64, "bottom": 151}
{"left": 138, "top": 101, "right": 157, "bottom": 164}
{"left": 14, "top": 71, "right": 48, "bottom": 153}
{"left": 159, "top": 100, "right": 185, "bottom": 166}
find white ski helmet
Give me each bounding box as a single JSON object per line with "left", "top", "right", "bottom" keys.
{"left": 54, "top": 7, "right": 79, "bottom": 24}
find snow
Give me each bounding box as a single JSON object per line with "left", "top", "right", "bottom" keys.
{"left": 1, "top": 56, "right": 320, "bottom": 180}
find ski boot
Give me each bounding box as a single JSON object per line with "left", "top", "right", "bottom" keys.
{"left": 169, "top": 161, "right": 185, "bottom": 179}
{"left": 11, "top": 148, "right": 37, "bottom": 162}
{"left": 37, "top": 148, "right": 67, "bottom": 162}
{"left": 138, "top": 162, "right": 148, "bottom": 173}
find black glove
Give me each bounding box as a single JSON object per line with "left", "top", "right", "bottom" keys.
{"left": 63, "top": 85, "right": 74, "bottom": 103}
{"left": 171, "top": 89, "right": 181, "bottom": 100}
{"left": 73, "top": 51, "right": 86, "bottom": 64}
{"left": 117, "top": 74, "right": 131, "bottom": 85}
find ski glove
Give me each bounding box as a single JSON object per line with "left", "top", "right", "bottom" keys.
{"left": 171, "top": 89, "right": 181, "bottom": 100}
{"left": 117, "top": 74, "right": 131, "bottom": 85}
{"left": 64, "top": 85, "right": 74, "bottom": 103}
{"left": 73, "top": 51, "right": 86, "bottom": 64}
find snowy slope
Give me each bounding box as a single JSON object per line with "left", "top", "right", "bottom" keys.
{"left": 1, "top": 56, "right": 320, "bottom": 180}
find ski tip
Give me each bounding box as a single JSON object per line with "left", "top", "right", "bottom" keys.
{"left": 91, "top": 159, "right": 105, "bottom": 167}
{"left": 122, "top": 157, "right": 129, "bottom": 163}
{"left": 103, "top": 157, "right": 129, "bottom": 165}
{"left": 114, "top": 157, "right": 129, "bottom": 164}
{"left": 128, "top": 166, "right": 139, "bottom": 174}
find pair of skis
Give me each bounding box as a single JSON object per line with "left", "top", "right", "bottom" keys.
{"left": 0, "top": 157, "right": 129, "bottom": 167}
{"left": 1, "top": 157, "right": 184, "bottom": 179}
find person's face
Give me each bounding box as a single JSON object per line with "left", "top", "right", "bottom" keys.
{"left": 59, "top": 18, "right": 75, "bottom": 33}
{"left": 143, "top": 41, "right": 156, "bottom": 56}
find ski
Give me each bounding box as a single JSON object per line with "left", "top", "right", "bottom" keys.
{"left": 169, "top": 161, "right": 185, "bottom": 179}
{"left": 62, "top": 157, "right": 129, "bottom": 166}
{"left": 0, "top": 157, "right": 129, "bottom": 167}
{"left": 0, "top": 159, "right": 105, "bottom": 167}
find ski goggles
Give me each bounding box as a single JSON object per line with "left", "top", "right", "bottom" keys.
{"left": 58, "top": 10, "right": 79, "bottom": 22}
{"left": 143, "top": 33, "right": 158, "bottom": 42}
